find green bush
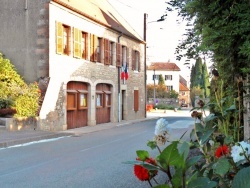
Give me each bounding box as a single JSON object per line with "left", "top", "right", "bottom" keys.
{"left": 154, "top": 104, "right": 175, "bottom": 110}
{"left": 0, "top": 53, "right": 40, "bottom": 117}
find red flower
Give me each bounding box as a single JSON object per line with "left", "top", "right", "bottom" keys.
{"left": 134, "top": 157, "right": 158, "bottom": 181}
{"left": 215, "top": 145, "right": 229, "bottom": 158}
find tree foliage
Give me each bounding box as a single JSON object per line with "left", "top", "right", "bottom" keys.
{"left": 158, "top": 74, "right": 165, "bottom": 85}
{"left": 167, "top": 0, "right": 250, "bottom": 94}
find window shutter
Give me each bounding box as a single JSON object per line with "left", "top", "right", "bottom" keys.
{"left": 116, "top": 43, "right": 121, "bottom": 67}
{"left": 104, "top": 39, "right": 110, "bottom": 65}
{"left": 126, "top": 47, "right": 129, "bottom": 67}
{"left": 138, "top": 51, "right": 141, "bottom": 71}
{"left": 131, "top": 50, "right": 135, "bottom": 70}
{"left": 56, "top": 21, "right": 63, "bottom": 54}
{"left": 73, "top": 28, "right": 81, "bottom": 58}
{"left": 90, "top": 34, "right": 94, "bottom": 61}
{"left": 85, "top": 33, "right": 89, "bottom": 60}
{"left": 134, "top": 90, "right": 139, "bottom": 111}
{"left": 94, "top": 35, "right": 98, "bottom": 62}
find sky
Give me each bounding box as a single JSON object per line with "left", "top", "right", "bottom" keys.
{"left": 107, "top": 0, "right": 191, "bottom": 78}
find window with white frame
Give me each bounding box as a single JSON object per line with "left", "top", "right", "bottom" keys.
{"left": 166, "top": 85, "right": 173, "bottom": 91}
{"left": 165, "top": 75, "right": 173, "bottom": 80}
{"left": 152, "top": 75, "right": 159, "bottom": 80}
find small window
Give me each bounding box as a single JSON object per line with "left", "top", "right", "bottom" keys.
{"left": 167, "top": 86, "right": 173, "bottom": 91}
{"left": 96, "top": 93, "right": 103, "bottom": 107}
{"left": 182, "top": 92, "right": 185, "bottom": 96}
{"left": 78, "top": 92, "right": 88, "bottom": 109}
{"left": 165, "top": 75, "right": 173, "bottom": 80}
{"left": 153, "top": 75, "right": 159, "bottom": 80}
{"left": 97, "top": 37, "right": 102, "bottom": 62}
{"left": 105, "top": 94, "right": 111, "bottom": 107}
{"left": 132, "top": 50, "right": 140, "bottom": 71}
{"left": 81, "top": 32, "right": 88, "bottom": 59}
{"left": 63, "top": 25, "right": 71, "bottom": 55}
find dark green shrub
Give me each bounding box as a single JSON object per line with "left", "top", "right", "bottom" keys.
{"left": 154, "top": 104, "right": 175, "bottom": 110}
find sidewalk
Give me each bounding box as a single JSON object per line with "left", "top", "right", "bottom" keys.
{"left": 0, "top": 109, "right": 194, "bottom": 148}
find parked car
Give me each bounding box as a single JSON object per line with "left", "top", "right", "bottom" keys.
{"left": 181, "top": 103, "right": 188, "bottom": 107}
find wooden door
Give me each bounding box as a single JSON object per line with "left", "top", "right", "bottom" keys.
{"left": 96, "top": 83, "right": 111, "bottom": 124}
{"left": 67, "top": 81, "right": 88, "bottom": 129}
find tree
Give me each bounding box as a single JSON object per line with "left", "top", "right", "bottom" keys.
{"left": 158, "top": 74, "right": 165, "bottom": 85}
{"left": 202, "top": 61, "right": 210, "bottom": 98}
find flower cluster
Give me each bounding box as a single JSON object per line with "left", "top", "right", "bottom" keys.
{"left": 231, "top": 141, "right": 250, "bottom": 163}
{"left": 154, "top": 118, "right": 171, "bottom": 145}
{"left": 134, "top": 157, "right": 158, "bottom": 181}
{"left": 215, "top": 145, "right": 229, "bottom": 158}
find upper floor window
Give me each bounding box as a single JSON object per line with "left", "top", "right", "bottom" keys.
{"left": 122, "top": 46, "right": 128, "bottom": 65}
{"left": 81, "top": 32, "right": 88, "bottom": 59}
{"left": 56, "top": 21, "right": 71, "bottom": 56}
{"left": 153, "top": 75, "right": 159, "bottom": 80}
{"left": 63, "top": 25, "right": 71, "bottom": 55}
{"left": 97, "top": 37, "right": 102, "bottom": 62}
{"left": 109, "top": 41, "right": 115, "bottom": 65}
{"left": 165, "top": 75, "right": 173, "bottom": 80}
{"left": 132, "top": 50, "right": 140, "bottom": 71}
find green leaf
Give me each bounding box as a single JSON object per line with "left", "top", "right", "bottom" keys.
{"left": 178, "top": 141, "right": 190, "bottom": 161}
{"left": 186, "top": 155, "right": 202, "bottom": 169}
{"left": 158, "top": 141, "right": 181, "bottom": 168}
{"left": 204, "top": 114, "right": 217, "bottom": 123}
{"left": 212, "top": 158, "right": 230, "bottom": 176}
{"left": 172, "top": 167, "right": 184, "bottom": 187}
{"left": 225, "top": 105, "right": 237, "bottom": 112}
{"left": 187, "top": 177, "right": 217, "bottom": 188}
{"left": 232, "top": 166, "right": 250, "bottom": 188}
{"left": 136, "top": 150, "right": 149, "bottom": 161}
{"left": 195, "top": 123, "right": 205, "bottom": 132}
{"left": 147, "top": 140, "right": 158, "bottom": 150}
{"left": 200, "top": 129, "right": 214, "bottom": 145}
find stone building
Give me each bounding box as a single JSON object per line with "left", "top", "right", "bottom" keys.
{"left": 0, "top": 0, "right": 146, "bottom": 131}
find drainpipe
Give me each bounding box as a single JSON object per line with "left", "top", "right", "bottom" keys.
{"left": 143, "top": 13, "right": 147, "bottom": 117}
{"left": 118, "top": 33, "right": 123, "bottom": 122}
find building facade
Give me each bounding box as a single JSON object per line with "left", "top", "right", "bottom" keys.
{"left": 0, "top": 0, "right": 146, "bottom": 131}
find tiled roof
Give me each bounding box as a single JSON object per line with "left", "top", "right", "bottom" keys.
{"left": 147, "top": 62, "right": 181, "bottom": 71}
{"left": 179, "top": 82, "right": 189, "bottom": 91}
{"left": 52, "top": 0, "right": 143, "bottom": 42}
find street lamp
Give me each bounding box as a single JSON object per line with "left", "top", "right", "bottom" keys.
{"left": 144, "top": 13, "right": 166, "bottom": 107}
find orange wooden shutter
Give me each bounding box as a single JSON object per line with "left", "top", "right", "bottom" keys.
{"left": 104, "top": 39, "right": 110, "bottom": 65}
{"left": 85, "top": 33, "right": 89, "bottom": 60}
{"left": 134, "top": 90, "right": 139, "bottom": 111}
{"left": 116, "top": 43, "right": 121, "bottom": 67}
{"left": 56, "top": 21, "right": 63, "bottom": 54}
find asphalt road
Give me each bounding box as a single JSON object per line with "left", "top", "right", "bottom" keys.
{"left": 0, "top": 117, "right": 193, "bottom": 188}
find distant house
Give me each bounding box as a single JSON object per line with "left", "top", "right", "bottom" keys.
{"left": 147, "top": 62, "right": 181, "bottom": 92}
{"left": 147, "top": 62, "right": 190, "bottom": 106}
{"left": 0, "top": 0, "right": 146, "bottom": 131}
{"left": 179, "top": 81, "right": 190, "bottom": 107}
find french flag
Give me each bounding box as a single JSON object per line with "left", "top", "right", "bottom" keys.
{"left": 121, "top": 63, "right": 129, "bottom": 80}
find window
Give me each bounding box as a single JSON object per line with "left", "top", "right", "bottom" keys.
{"left": 56, "top": 21, "right": 71, "bottom": 55}
{"left": 96, "top": 93, "right": 103, "bottom": 107}
{"left": 109, "top": 41, "right": 115, "bottom": 65}
{"left": 132, "top": 50, "right": 140, "bottom": 71}
{"left": 97, "top": 37, "right": 102, "bottom": 62}
{"left": 153, "top": 75, "right": 159, "bottom": 80}
{"left": 63, "top": 25, "right": 71, "bottom": 55}
{"left": 105, "top": 93, "right": 111, "bottom": 107}
{"left": 104, "top": 39, "right": 111, "bottom": 65}
{"left": 165, "top": 75, "right": 173, "bottom": 80}
{"left": 78, "top": 92, "right": 88, "bottom": 109}
{"left": 182, "top": 92, "right": 185, "bottom": 96}
{"left": 81, "top": 32, "right": 88, "bottom": 59}
{"left": 134, "top": 90, "right": 139, "bottom": 111}
{"left": 166, "top": 85, "right": 173, "bottom": 91}
{"left": 122, "top": 46, "right": 128, "bottom": 65}
{"left": 90, "top": 34, "right": 98, "bottom": 62}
